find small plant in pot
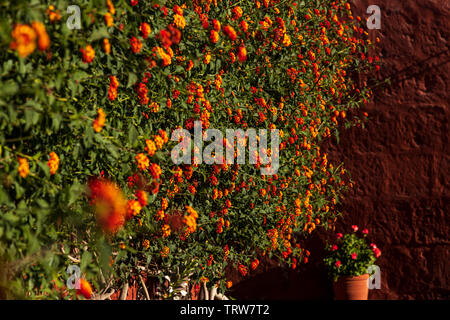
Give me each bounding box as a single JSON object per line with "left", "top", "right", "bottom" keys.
{"left": 324, "top": 225, "right": 382, "bottom": 300}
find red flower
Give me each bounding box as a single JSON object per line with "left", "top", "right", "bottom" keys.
{"left": 336, "top": 233, "right": 343, "bottom": 239}
{"left": 251, "top": 259, "right": 260, "bottom": 270}
{"left": 351, "top": 252, "right": 357, "bottom": 260}
{"left": 331, "top": 244, "right": 338, "bottom": 251}
{"left": 335, "top": 260, "right": 341, "bottom": 268}
{"left": 130, "top": 0, "right": 138, "bottom": 6}
{"left": 238, "top": 264, "right": 248, "bottom": 276}
{"left": 373, "top": 247, "right": 382, "bottom": 258}
{"left": 362, "top": 228, "right": 369, "bottom": 235}
{"left": 76, "top": 279, "right": 93, "bottom": 299}
{"left": 351, "top": 225, "right": 359, "bottom": 232}
{"left": 212, "top": 19, "right": 221, "bottom": 31}
{"left": 130, "top": 36, "right": 142, "bottom": 53}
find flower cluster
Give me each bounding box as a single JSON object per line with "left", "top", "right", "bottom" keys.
{"left": 324, "top": 226, "right": 381, "bottom": 281}
{"left": 1, "top": 0, "right": 378, "bottom": 299}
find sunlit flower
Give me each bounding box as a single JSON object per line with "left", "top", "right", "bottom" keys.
{"left": 10, "top": 24, "right": 37, "bottom": 58}
{"left": 76, "top": 279, "right": 93, "bottom": 299}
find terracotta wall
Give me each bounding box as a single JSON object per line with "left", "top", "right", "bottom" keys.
{"left": 230, "top": 0, "right": 449, "bottom": 300}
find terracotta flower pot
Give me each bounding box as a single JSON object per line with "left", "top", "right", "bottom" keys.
{"left": 333, "top": 274, "right": 369, "bottom": 300}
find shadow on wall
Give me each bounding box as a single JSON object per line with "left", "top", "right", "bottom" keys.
{"left": 229, "top": 232, "right": 333, "bottom": 300}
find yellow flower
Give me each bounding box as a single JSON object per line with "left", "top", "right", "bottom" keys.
{"left": 203, "top": 52, "right": 211, "bottom": 64}
{"left": 93, "top": 108, "right": 106, "bottom": 132}
{"left": 173, "top": 14, "right": 186, "bottom": 29}
{"left": 145, "top": 139, "right": 156, "bottom": 156}
{"left": 135, "top": 153, "right": 150, "bottom": 171}
{"left": 142, "top": 239, "right": 150, "bottom": 250}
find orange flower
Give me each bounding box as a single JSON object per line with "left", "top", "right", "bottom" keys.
{"left": 173, "top": 5, "right": 183, "bottom": 15}
{"left": 226, "top": 281, "right": 233, "bottom": 288}
{"left": 237, "top": 45, "right": 247, "bottom": 62}
{"left": 135, "top": 190, "right": 148, "bottom": 206}
{"left": 135, "top": 153, "right": 150, "bottom": 171}
{"left": 149, "top": 101, "right": 160, "bottom": 112}
{"left": 210, "top": 30, "right": 219, "bottom": 43}
{"left": 80, "top": 45, "right": 95, "bottom": 63}
{"left": 46, "top": 5, "right": 61, "bottom": 22}
{"left": 158, "top": 129, "right": 168, "bottom": 144}
{"left": 145, "top": 139, "right": 156, "bottom": 156}
{"left": 173, "top": 14, "right": 186, "bottom": 29}
{"left": 127, "top": 199, "right": 142, "bottom": 218}
{"left": 149, "top": 163, "right": 162, "bottom": 179}
{"left": 130, "top": 36, "right": 142, "bottom": 54}
{"left": 154, "top": 46, "right": 172, "bottom": 66}
{"left": 212, "top": 19, "right": 221, "bottom": 31}
{"left": 238, "top": 264, "right": 248, "bottom": 276}
{"left": 47, "top": 152, "right": 59, "bottom": 175}
{"left": 93, "top": 108, "right": 106, "bottom": 132}
{"left": 18, "top": 157, "right": 29, "bottom": 178}
{"left": 105, "top": 12, "right": 114, "bottom": 27}
{"left": 88, "top": 178, "right": 127, "bottom": 233}
{"left": 223, "top": 25, "right": 237, "bottom": 41}
{"left": 76, "top": 279, "right": 93, "bottom": 299}
{"left": 103, "top": 38, "right": 111, "bottom": 54}
{"left": 154, "top": 135, "right": 164, "bottom": 149}
{"left": 203, "top": 52, "right": 211, "bottom": 64}
{"left": 10, "top": 24, "right": 37, "bottom": 58}
{"left": 232, "top": 6, "right": 243, "bottom": 20}
{"left": 239, "top": 20, "right": 248, "bottom": 32}
{"left": 160, "top": 246, "right": 170, "bottom": 257}
{"left": 107, "top": 0, "right": 116, "bottom": 15}
{"left": 142, "top": 239, "right": 150, "bottom": 249}
{"left": 186, "top": 59, "right": 194, "bottom": 71}
{"left": 161, "top": 197, "right": 168, "bottom": 210}
{"left": 251, "top": 259, "right": 260, "bottom": 270}
{"left": 139, "top": 22, "right": 151, "bottom": 39}
{"left": 108, "top": 75, "right": 119, "bottom": 101}
{"left": 162, "top": 224, "right": 171, "bottom": 238}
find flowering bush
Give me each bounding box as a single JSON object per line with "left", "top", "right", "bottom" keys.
{"left": 0, "top": 0, "right": 378, "bottom": 299}
{"left": 324, "top": 226, "right": 381, "bottom": 281}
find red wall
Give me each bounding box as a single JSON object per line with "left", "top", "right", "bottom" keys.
{"left": 230, "top": 0, "right": 449, "bottom": 300}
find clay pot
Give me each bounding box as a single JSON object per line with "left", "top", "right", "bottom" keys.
{"left": 333, "top": 274, "right": 369, "bottom": 300}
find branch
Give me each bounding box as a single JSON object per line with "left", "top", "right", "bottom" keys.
{"left": 215, "top": 293, "right": 229, "bottom": 300}
{"left": 139, "top": 275, "right": 150, "bottom": 300}
{"left": 120, "top": 283, "right": 129, "bottom": 300}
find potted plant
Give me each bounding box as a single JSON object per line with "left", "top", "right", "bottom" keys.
{"left": 324, "top": 225, "right": 382, "bottom": 300}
